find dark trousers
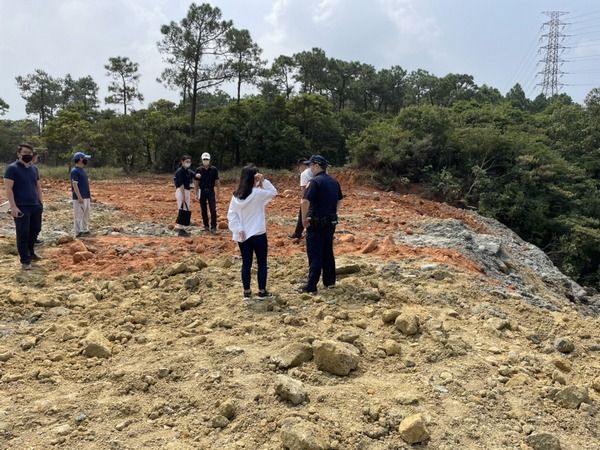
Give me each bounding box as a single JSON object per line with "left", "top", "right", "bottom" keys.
{"left": 199, "top": 190, "right": 217, "bottom": 229}
{"left": 291, "top": 207, "right": 304, "bottom": 238}
{"left": 14, "top": 204, "right": 43, "bottom": 264}
{"left": 238, "top": 233, "right": 268, "bottom": 291}
{"left": 305, "top": 225, "right": 336, "bottom": 292}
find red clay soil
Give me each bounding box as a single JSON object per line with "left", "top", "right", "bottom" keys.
{"left": 39, "top": 173, "right": 489, "bottom": 277}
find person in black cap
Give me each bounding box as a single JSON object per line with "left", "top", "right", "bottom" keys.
{"left": 288, "top": 158, "right": 312, "bottom": 241}
{"left": 71, "top": 151, "right": 92, "bottom": 237}
{"left": 299, "top": 154, "right": 343, "bottom": 293}
{"left": 3, "top": 143, "right": 44, "bottom": 270}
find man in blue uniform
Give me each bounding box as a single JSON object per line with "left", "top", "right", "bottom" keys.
{"left": 299, "top": 155, "right": 343, "bottom": 294}
{"left": 3, "top": 143, "right": 44, "bottom": 270}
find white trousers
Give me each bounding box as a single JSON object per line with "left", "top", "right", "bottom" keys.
{"left": 73, "top": 198, "right": 91, "bottom": 234}
{"left": 175, "top": 189, "right": 191, "bottom": 230}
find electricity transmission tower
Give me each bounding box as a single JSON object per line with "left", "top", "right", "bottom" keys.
{"left": 537, "top": 11, "right": 569, "bottom": 97}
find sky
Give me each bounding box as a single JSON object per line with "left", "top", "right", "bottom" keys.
{"left": 1, "top": 0, "right": 599, "bottom": 120}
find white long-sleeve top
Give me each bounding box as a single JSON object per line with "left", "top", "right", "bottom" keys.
{"left": 227, "top": 179, "right": 277, "bottom": 242}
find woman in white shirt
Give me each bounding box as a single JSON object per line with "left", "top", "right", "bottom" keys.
{"left": 227, "top": 164, "right": 278, "bottom": 300}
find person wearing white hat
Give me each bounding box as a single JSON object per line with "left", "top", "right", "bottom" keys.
{"left": 194, "top": 152, "right": 220, "bottom": 233}
{"left": 71, "top": 151, "right": 92, "bottom": 237}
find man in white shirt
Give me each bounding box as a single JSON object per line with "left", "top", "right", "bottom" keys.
{"left": 288, "top": 158, "right": 312, "bottom": 240}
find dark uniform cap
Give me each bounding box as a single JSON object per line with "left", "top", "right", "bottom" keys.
{"left": 304, "top": 154, "right": 329, "bottom": 166}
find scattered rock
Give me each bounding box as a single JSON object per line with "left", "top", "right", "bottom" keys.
{"left": 361, "top": 240, "right": 379, "bottom": 254}
{"left": 115, "top": 420, "right": 131, "bottom": 431}
{"left": 554, "top": 385, "right": 589, "bottom": 409}
{"left": 592, "top": 377, "right": 600, "bottom": 393}
{"left": 336, "top": 263, "right": 360, "bottom": 275}
{"left": 526, "top": 432, "right": 562, "bottom": 450}
{"left": 312, "top": 340, "right": 359, "bottom": 376}
{"left": 165, "top": 262, "right": 188, "bottom": 276}
{"left": 395, "top": 313, "right": 420, "bottom": 336}
{"left": 219, "top": 399, "right": 236, "bottom": 420}
{"left": 34, "top": 295, "right": 61, "bottom": 307}
{"left": 552, "top": 358, "right": 572, "bottom": 373}
{"left": 73, "top": 251, "right": 94, "bottom": 263}
{"left": 69, "top": 240, "right": 87, "bottom": 254}
{"left": 382, "top": 339, "right": 402, "bottom": 356}
{"left": 82, "top": 330, "right": 112, "bottom": 359}
{"left": 280, "top": 418, "right": 328, "bottom": 450}
{"left": 180, "top": 295, "right": 202, "bottom": 311}
{"left": 158, "top": 367, "right": 171, "bottom": 378}
{"left": 184, "top": 276, "right": 200, "bottom": 291}
{"left": 382, "top": 309, "right": 401, "bottom": 324}
{"left": 217, "top": 221, "right": 228, "bottom": 230}
{"left": 399, "top": 413, "right": 430, "bottom": 444}
{"left": 57, "top": 235, "right": 74, "bottom": 245}
{"left": 336, "top": 332, "right": 359, "bottom": 344}
{"left": 275, "top": 375, "right": 309, "bottom": 405}
{"left": 20, "top": 336, "right": 37, "bottom": 351}
{"left": 554, "top": 337, "right": 575, "bottom": 354}
{"left": 0, "top": 351, "right": 13, "bottom": 362}
{"left": 271, "top": 343, "right": 313, "bottom": 369}
{"left": 339, "top": 234, "right": 355, "bottom": 243}
{"left": 210, "top": 415, "right": 229, "bottom": 429}
{"left": 68, "top": 292, "right": 96, "bottom": 308}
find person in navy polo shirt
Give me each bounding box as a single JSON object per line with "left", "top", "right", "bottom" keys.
{"left": 3, "top": 143, "right": 44, "bottom": 270}
{"left": 299, "top": 155, "right": 343, "bottom": 294}
{"left": 70, "top": 151, "right": 92, "bottom": 237}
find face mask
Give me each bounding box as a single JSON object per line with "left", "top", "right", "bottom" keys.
{"left": 21, "top": 154, "right": 33, "bottom": 163}
{"left": 82, "top": 160, "right": 88, "bottom": 165}
{"left": 182, "top": 162, "right": 191, "bottom": 169}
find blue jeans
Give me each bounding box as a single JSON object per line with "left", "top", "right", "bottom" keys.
{"left": 14, "top": 204, "right": 43, "bottom": 264}
{"left": 305, "top": 224, "right": 336, "bottom": 292}
{"left": 238, "top": 233, "right": 268, "bottom": 291}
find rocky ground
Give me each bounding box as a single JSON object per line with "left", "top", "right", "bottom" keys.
{"left": 0, "top": 173, "right": 599, "bottom": 450}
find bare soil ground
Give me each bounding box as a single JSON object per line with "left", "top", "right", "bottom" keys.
{"left": 0, "top": 174, "right": 599, "bottom": 449}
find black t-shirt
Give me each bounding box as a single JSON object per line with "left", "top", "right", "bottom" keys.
{"left": 174, "top": 167, "right": 193, "bottom": 190}
{"left": 195, "top": 166, "right": 219, "bottom": 191}
{"left": 303, "top": 171, "right": 343, "bottom": 218}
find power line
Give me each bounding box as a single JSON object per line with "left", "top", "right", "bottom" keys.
{"left": 537, "top": 11, "right": 570, "bottom": 97}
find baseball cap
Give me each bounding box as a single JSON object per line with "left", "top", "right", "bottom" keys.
{"left": 73, "top": 151, "right": 91, "bottom": 162}
{"left": 297, "top": 158, "right": 309, "bottom": 165}
{"left": 304, "top": 154, "right": 329, "bottom": 167}
{"left": 201, "top": 152, "right": 211, "bottom": 160}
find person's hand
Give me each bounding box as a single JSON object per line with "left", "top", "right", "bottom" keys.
{"left": 254, "top": 173, "right": 264, "bottom": 187}
{"left": 239, "top": 231, "right": 246, "bottom": 242}
{"left": 302, "top": 216, "right": 310, "bottom": 229}
{"left": 10, "top": 207, "right": 22, "bottom": 218}
{"left": 78, "top": 198, "right": 84, "bottom": 205}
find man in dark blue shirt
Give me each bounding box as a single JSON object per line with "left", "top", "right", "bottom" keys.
{"left": 3, "top": 143, "right": 44, "bottom": 270}
{"left": 70, "top": 151, "right": 92, "bottom": 237}
{"left": 194, "top": 152, "right": 220, "bottom": 233}
{"left": 299, "top": 155, "right": 343, "bottom": 293}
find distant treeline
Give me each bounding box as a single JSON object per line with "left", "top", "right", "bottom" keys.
{"left": 0, "top": 2, "right": 599, "bottom": 287}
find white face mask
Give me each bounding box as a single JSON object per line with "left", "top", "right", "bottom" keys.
{"left": 182, "top": 162, "right": 191, "bottom": 169}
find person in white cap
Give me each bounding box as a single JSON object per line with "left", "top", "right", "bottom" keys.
{"left": 194, "top": 152, "right": 220, "bottom": 233}
{"left": 71, "top": 151, "right": 92, "bottom": 237}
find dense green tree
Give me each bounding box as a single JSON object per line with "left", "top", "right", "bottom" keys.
{"left": 157, "top": 2, "right": 232, "bottom": 133}
{"left": 0, "top": 98, "right": 8, "bottom": 115}
{"left": 104, "top": 56, "right": 144, "bottom": 115}
{"left": 15, "top": 69, "right": 62, "bottom": 132}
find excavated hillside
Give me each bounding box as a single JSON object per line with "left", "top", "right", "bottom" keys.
{"left": 0, "top": 173, "right": 599, "bottom": 450}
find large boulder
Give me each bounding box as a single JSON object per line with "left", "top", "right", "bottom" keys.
{"left": 275, "top": 375, "right": 309, "bottom": 405}
{"left": 270, "top": 343, "right": 313, "bottom": 369}
{"left": 399, "top": 413, "right": 430, "bottom": 444}
{"left": 82, "top": 330, "right": 112, "bottom": 359}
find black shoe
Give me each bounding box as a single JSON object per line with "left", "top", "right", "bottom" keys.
{"left": 257, "top": 290, "right": 273, "bottom": 299}
{"left": 210, "top": 228, "right": 218, "bottom": 235}
{"left": 34, "top": 239, "right": 44, "bottom": 246}
{"left": 288, "top": 234, "right": 300, "bottom": 240}
{"left": 21, "top": 263, "right": 32, "bottom": 271}
{"left": 178, "top": 229, "right": 191, "bottom": 237}
{"left": 31, "top": 253, "right": 43, "bottom": 262}
{"left": 295, "top": 285, "right": 317, "bottom": 295}
{"left": 243, "top": 290, "right": 252, "bottom": 300}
